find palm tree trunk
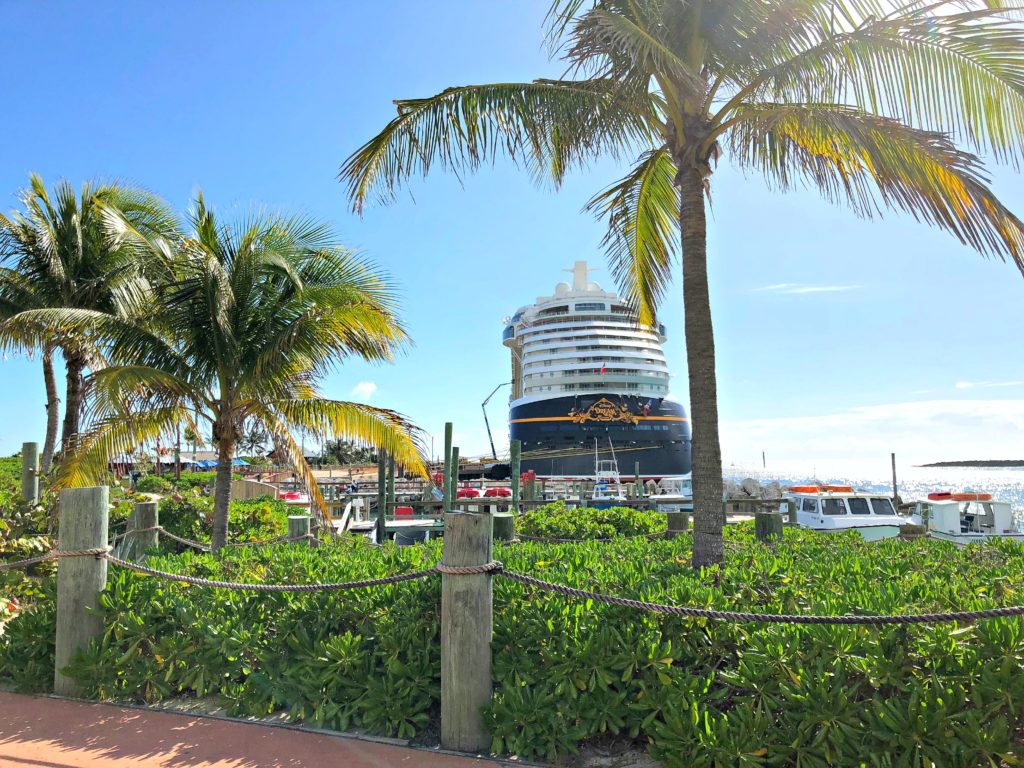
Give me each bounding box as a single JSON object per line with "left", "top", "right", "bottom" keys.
{"left": 211, "top": 438, "right": 236, "bottom": 552}
{"left": 678, "top": 166, "right": 725, "bottom": 568}
{"left": 59, "top": 350, "right": 86, "bottom": 456}
{"left": 40, "top": 343, "right": 59, "bottom": 473}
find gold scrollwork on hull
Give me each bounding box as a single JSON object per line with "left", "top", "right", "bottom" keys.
{"left": 568, "top": 398, "right": 639, "bottom": 425}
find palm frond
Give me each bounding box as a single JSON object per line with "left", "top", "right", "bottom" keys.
{"left": 586, "top": 146, "right": 679, "bottom": 324}
{"left": 56, "top": 406, "right": 185, "bottom": 488}
{"left": 568, "top": 6, "right": 705, "bottom": 96}
{"left": 248, "top": 404, "right": 332, "bottom": 531}
{"left": 273, "top": 398, "right": 426, "bottom": 478}
{"left": 341, "top": 80, "right": 658, "bottom": 212}
{"left": 728, "top": 102, "right": 1024, "bottom": 267}
{"left": 741, "top": 6, "right": 1024, "bottom": 161}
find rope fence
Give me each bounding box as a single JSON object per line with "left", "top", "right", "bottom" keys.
{"left": 516, "top": 530, "right": 667, "bottom": 543}
{"left": 5, "top": 545, "right": 1024, "bottom": 625}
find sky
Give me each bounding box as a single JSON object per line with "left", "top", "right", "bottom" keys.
{"left": 0, "top": 0, "right": 1022, "bottom": 477}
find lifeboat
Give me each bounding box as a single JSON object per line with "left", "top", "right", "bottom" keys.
{"left": 927, "top": 491, "right": 954, "bottom": 501}
{"left": 456, "top": 487, "right": 481, "bottom": 499}
{"left": 483, "top": 487, "right": 512, "bottom": 498}
{"left": 788, "top": 485, "right": 820, "bottom": 493}
{"left": 951, "top": 492, "right": 992, "bottom": 502}
{"left": 822, "top": 485, "right": 854, "bottom": 493}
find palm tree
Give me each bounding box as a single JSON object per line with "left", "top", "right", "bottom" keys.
{"left": 239, "top": 423, "right": 271, "bottom": 458}
{"left": 0, "top": 174, "right": 179, "bottom": 460}
{"left": 34, "top": 195, "right": 424, "bottom": 550}
{"left": 0, "top": 269, "right": 60, "bottom": 472}
{"left": 341, "top": 0, "right": 1024, "bottom": 566}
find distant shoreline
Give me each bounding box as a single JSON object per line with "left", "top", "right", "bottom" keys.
{"left": 918, "top": 460, "right": 1024, "bottom": 468}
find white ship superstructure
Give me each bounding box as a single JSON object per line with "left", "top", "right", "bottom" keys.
{"left": 503, "top": 261, "right": 691, "bottom": 478}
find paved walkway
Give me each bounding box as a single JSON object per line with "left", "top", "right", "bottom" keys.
{"left": 0, "top": 692, "right": 505, "bottom": 767}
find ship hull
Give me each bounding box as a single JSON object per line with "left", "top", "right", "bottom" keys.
{"left": 509, "top": 394, "right": 691, "bottom": 478}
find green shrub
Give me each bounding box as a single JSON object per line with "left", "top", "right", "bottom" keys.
{"left": 157, "top": 495, "right": 290, "bottom": 549}
{"left": 3, "top": 526, "right": 1024, "bottom": 765}
{"left": 134, "top": 475, "right": 172, "bottom": 494}
{"left": 173, "top": 471, "right": 217, "bottom": 490}
{"left": 518, "top": 500, "right": 666, "bottom": 539}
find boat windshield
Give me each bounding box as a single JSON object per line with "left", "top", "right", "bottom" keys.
{"left": 822, "top": 498, "right": 847, "bottom": 515}
{"left": 847, "top": 497, "right": 871, "bottom": 515}
{"left": 870, "top": 498, "right": 895, "bottom": 515}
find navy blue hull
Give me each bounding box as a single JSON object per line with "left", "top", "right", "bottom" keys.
{"left": 509, "top": 394, "right": 691, "bottom": 478}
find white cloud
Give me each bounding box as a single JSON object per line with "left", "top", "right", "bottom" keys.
{"left": 955, "top": 380, "right": 1023, "bottom": 390}
{"left": 721, "top": 399, "right": 1024, "bottom": 475}
{"left": 350, "top": 381, "right": 378, "bottom": 401}
{"left": 754, "top": 283, "right": 861, "bottom": 295}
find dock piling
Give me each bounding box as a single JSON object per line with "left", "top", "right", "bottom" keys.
{"left": 55, "top": 486, "right": 108, "bottom": 696}
{"left": 440, "top": 511, "right": 493, "bottom": 751}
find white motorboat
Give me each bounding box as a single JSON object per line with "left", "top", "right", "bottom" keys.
{"left": 650, "top": 475, "right": 693, "bottom": 514}
{"left": 911, "top": 492, "right": 1024, "bottom": 546}
{"left": 785, "top": 485, "right": 915, "bottom": 540}
{"left": 590, "top": 438, "right": 626, "bottom": 509}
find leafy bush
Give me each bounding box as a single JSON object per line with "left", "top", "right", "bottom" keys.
{"left": 172, "top": 471, "right": 218, "bottom": 490}
{"left": 4, "top": 526, "right": 1024, "bottom": 765}
{"left": 519, "top": 500, "right": 666, "bottom": 539}
{"left": 158, "top": 495, "right": 290, "bottom": 548}
{"left": 134, "top": 475, "right": 172, "bottom": 494}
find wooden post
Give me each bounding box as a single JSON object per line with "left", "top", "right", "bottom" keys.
{"left": 449, "top": 446, "right": 460, "bottom": 508}
{"left": 493, "top": 512, "right": 514, "bottom": 541}
{"left": 376, "top": 452, "right": 386, "bottom": 544}
{"left": 131, "top": 501, "right": 159, "bottom": 559}
{"left": 288, "top": 515, "right": 311, "bottom": 546}
{"left": 891, "top": 452, "right": 898, "bottom": 501}
{"left": 634, "top": 461, "right": 641, "bottom": 494}
{"left": 441, "top": 511, "right": 493, "bottom": 751}
{"left": 21, "top": 442, "right": 39, "bottom": 505}
{"left": 387, "top": 455, "right": 396, "bottom": 509}
{"left": 510, "top": 439, "right": 521, "bottom": 513}
{"left": 787, "top": 498, "right": 798, "bottom": 525}
{"left": 755, "top": 508, "right": 784, "bottom": 543}
{"left": 443, "top": 422, "right": 453, "bottom": 513}
{"left": 55, "top": 486, "right": 109, "bottom": 696}
{"left": 666, "top": 510, "right": 689, "bottom": 539}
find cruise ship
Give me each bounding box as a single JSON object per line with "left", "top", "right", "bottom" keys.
{"left": 503, "top": 261, "right": 692, "bottom": 478}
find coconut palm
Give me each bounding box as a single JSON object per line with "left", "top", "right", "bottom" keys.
{"left": 0, "top": 269, "right": 60, "bottom": 472}
{"left": 341, "top": 0, "right": 1024, "bottom": 566}
{"left": 28, "top": 195, "right": 424, "bottom": 550}
{"left": 0, "top": 174, "right": 179, "bottom": 461}
{"left": 239, "top": 423, "right": 271, "bottom": 458}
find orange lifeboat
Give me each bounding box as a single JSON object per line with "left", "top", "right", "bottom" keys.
{"left": 788, "top": 485, "right": 820, "bottom": 493}
{"left": 822, "top": 485, "right": 854, "bottom": 493}
{"left": 951, "top": 492, "right": 992, "bottom": 501}
{"left": 927, "top": 491, "right": 954, "bottom": 501}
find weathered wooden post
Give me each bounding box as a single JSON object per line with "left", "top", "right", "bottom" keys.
{"left": 55, "top": 486, "right": 109, "bottom": 696}
{"left": 449, "top": 446, "right": 460, "bottom": 507}
{"left": 493, "top": 510, "right": 514, "bottom": 541}
{"left": 443, "top": 422, "right": 453, "bottom": 513}
{"left": 440, "top": 511, "right": 493, "bottom": 751}
{"left": 131, "top": 500, "right": 159, "bottom": 559}
{"left": 376, "top": 452, "right": 387, "bottom": 544}
{"left": 21, "top": 442, "right": 39, "bottom": 505}
{"left": 634, "top": 461, "right": 641, "bottom": 494}
{"left": 787, "top": 498, "right": 798, "bottom": 525}
{"left": 754, "top": 505, "right": 784, "bottom": 543}
{"left": 665, "top": 509, "right": 689, "bottom": 539}
{"left": 510, "top": 439, "right": 521, "bottom": 514}
{"left": 288, "top": 515, "right": 312, "bottom": 546}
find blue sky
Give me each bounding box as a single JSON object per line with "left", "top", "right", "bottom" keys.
{"left": 1, "top": 1, "right": 1022, "bottom": 475}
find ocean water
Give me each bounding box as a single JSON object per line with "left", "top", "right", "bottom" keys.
{"left": 724, "top": 463, "right": 1024, "bottom": 519}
